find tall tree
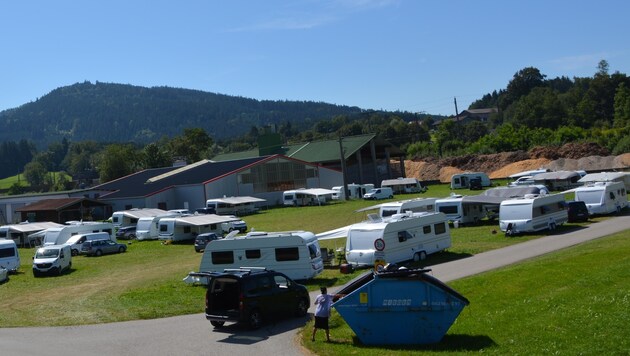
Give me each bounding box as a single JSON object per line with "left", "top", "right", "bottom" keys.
{"left": 499, "top": 67, "right": 546, "bottom": 110}
{"left": 613, "top": 83, "right": 630, "bottom": 128}
{"left": 98, "top": 144, "right": 139, "bottom": 182}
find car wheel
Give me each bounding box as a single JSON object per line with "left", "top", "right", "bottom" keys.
{"left": 210, "top": 320, "right": 225, "bottom": 328}
{"left": 71, "top": 249, "right": 79, "bottom": 256}
{"left": 118, "top": 246, "right": 125, "bottom": 253}
{"left": 95, "top": 249, "right": 103, "bottom": 257}
{"left": 248, "top": 309, "right": 263, "bottom": 329}
{"left": 295, "top": 298, "right": 308, "bottom": 317}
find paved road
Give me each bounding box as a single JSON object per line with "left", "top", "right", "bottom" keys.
{"left": 2, "top": 216, "right": 629, "bottom": 356}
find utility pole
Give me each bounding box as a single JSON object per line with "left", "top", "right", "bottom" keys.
{"left": 338, "top": 135, "right": 349, "bottom": 201}
{"left": 454, "top": 97, "right": 460, "bottom": 121}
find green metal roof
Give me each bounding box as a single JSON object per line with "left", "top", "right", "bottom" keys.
{"left": 212, "top": 133, "right": 403, "bottom": 163}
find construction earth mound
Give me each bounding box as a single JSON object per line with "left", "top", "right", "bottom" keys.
{"left": 404, "top": 142, "right": 630, "bottom": 183}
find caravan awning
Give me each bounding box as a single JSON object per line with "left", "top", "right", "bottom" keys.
{"left": 171, "top": 214, "right": 240, "bottom": 226}
{"left": 4, "top": 222, "right": 64, "bottom": 233}
{"left": 208, "top": 196, "right": 266, "bottom": 204}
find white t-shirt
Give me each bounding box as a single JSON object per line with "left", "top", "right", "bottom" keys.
{"left": 314, "top": 294, "right": 333, "bottom": 317}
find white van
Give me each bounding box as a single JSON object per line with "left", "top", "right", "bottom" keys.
{"left": 32, "top": 245, "right": 72, "bottom": 276}
{"left": 499, "top": 193, "right": 568, "bottom": 235}
{"left": 574, "top": 181, "right": 628, "bottom": 215}
{"left": 198, "top": 230, "right": 324, "bottom": 281}
{"left": 0, "top": 239, "right": 20, "bottom": 272}
{"left": 345, "top": 212, "right": 451, "bottom": 267}
{"left": 363, "top": 187, "right": 394, "bottom": 200}
{"left": 42, "top": 222, "right": 114, "bottom": 246}
{"left": 64, "top": 232, "right": 113, "bottom": 256}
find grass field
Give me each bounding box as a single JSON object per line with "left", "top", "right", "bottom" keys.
{"left": 0, "top": 180, "right": 625, "bottom": 355}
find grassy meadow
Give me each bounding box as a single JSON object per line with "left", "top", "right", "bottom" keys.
{"left": 1, "top": 181, "right": 628, "bottom": 354}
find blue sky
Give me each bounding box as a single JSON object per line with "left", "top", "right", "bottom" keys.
{"left": 1, "top": 0, "right": 629, "bottom": 116}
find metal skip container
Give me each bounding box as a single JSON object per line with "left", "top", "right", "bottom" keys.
{"left": 333, "top": 267, "right": 470, "bottom": 345}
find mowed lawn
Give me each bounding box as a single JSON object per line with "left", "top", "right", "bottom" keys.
{"left": 1, "top": 179, "right": 627, "bottom": 356}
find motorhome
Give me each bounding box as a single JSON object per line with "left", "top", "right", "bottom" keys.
{"left": 198, "top": 230, "right": 324, "bottom": 281}
{"left": 0, "top": 239, "right": 20, "bottom": 272}
{"left": 450, "top": 172, "right": 492, "bottom": 189}
{"left": 344, "top": 211, "right": 451, "bottom": 267}
{"left": 381, "top": 178, "right": 427, "bottom": 194}
{"left": 573, "top": 181, "right": 628, "bottom": 215}
{"left": 331, "top": 183, "right": 375, "bottom": 200}
{"left": 205, "top": 196, "right": 266, "bottom": 216}
{"left": 0, "top": 221, "right": 63, "bottom": 247}
{"left": 158, "top": 214, "right": 242, "bottom": 242}
{"left": 499, "top": 193, "right": 568, "bottom": 235}
{"left": 435, "top": 195, "right": 487, "bottom": 226}
{"left": 42, "top": 222, "right": 114, "bottom": 246}
{"left": 110, "top": 208, "right": 169, "bottom": 228}
{"left": 363, "top": 187, "right": 394, "bottom": 200}
{"left": 283, "top": 188, "right": 336, "bottom": 206}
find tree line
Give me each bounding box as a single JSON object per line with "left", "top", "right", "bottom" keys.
{"left": 2, "top": 60, "right": 629, "bottom": 195}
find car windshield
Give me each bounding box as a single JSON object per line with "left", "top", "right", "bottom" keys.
{"left": 36, "top": 248, "right": 59, "bottom": 258}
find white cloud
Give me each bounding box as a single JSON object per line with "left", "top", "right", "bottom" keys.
{"left": 548, "top": 53, "right": 608, "bottom": 71}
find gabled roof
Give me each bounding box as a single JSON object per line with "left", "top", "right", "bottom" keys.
{"left": 16, "top": 198, "right": 108, "bottom": 212}
{"left": 212, "top": 134, "right": 404, "bottom": 163}
{"left": 93, "top": 157, "right": 270, "bottom": 200}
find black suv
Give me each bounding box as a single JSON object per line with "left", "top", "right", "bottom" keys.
{"left": 567, "top": 200, "right": 589, "bottom": 222}
{"left": 203, "top": 267, "right": 310, "bottom": 329}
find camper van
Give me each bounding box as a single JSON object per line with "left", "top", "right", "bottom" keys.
{"left": 574, "top": 181, "right": 628, "bottom": 215}
{"left": 499, "top": 193, "right": 568, "bottom": 235}
{"left": 363, "top": 187, "right": 394, "bottom": 200}
{"left": 205, "top": 196, "right": 265, "bottom": 216}
{"left": 158, "top": 214, "right": 241, "bottom": 242}
{"left": 32, "top": 245, "right": 72, "bottom": 276}
{"left": 110, "top": 208, "right": 169, "bottom": 228}
{"left": 332, "top": 183, "right": 375, "bottom": 200}
{"left": 378, "top": 198, "right": 436, "bottom": 217}
{"left": 283, "top": 188, "right": 336, "bottom": 206}
{"left": 381, "top": 178, "right": 427, "bottom": 194}
{"left": 450, "top": 172, "right": 491, "bottom": 189}
{"left": 42, "top": 222, "right": 114, "bottom": 246}
{"left": 0, "top": 239, "right": 20, "bottom": 272}
{"left": 345, "top": 212, "right": 451, "bottom": 267}
{"left": 63, "top": 232, "right": 113, "bottom": 256}
{"left": 198, "top": 230, "right": 324, "bottom": 281}
{"left": 435, "top": 195, "right": 487, "bottom": 226}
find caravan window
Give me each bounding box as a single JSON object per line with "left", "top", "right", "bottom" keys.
{"left": 438, "top": 205, "right": 459, "bottom": 214}
{"left": 398, "top": 231, "right": 413, "bottom": 242}
{"left": 307, "top": 243, "right": 319, "bottom": 259}
{"left": 0, "top": 247, "right": 16, "bottom": 258}
{"left": 434, "top": 222, "right": 447, "bottom": 235}
{"left": 211, "top": 251, "right": 234, "bottom": 264}
{"left": 159, "top": 224, "right": 168, "bottom": 232}
{"left": 183, "top": 226, "right": 191, "bottom": 234}
{"left": 0, "top": 230, "right": 6, "bottom": 238}
{"left": 245, "top": 249, "right": 261, "bottom": 259}
{"left": 275, "top": 247, "right": 299, "bottom": 261}
{"left": 423, "top": 225, "right": 432, "bottom": 234}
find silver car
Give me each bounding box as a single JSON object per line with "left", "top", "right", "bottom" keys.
{"left": 81, "top": 239, "right": 127, "bottom": 256}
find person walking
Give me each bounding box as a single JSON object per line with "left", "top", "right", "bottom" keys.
{"left": 312, "top": 286, "right": 334, "bottom": 342}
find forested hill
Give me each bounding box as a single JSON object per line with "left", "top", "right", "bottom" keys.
{"left": 0, "top": 81, "right": 365, "bottom": 147}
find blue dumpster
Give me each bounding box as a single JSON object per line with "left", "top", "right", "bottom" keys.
{"left": 333, "top": 267, "right": 469, "bottom": 345}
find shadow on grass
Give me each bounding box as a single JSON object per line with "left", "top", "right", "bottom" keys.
{"left": 350, "top": 333, "right": 497, "bottom": 352}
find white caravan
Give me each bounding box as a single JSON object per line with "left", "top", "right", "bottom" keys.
{"left": 198, "top": 230, "right": 324, "bottom": 281}
{"left": 0, "top": 239, "right": 20, "bottom": 272}
{"left": 42, "top": 222, "right": 115, "bottom": 246}
{"left": 381, "top": 177, "right": 427, "bottom": 194}
{"left": 344, "top": 212, "right": 451, "bottom": 267}
{"left": 499, "top": 193, "right": 568, "bottom": 235}
{"left": 579, "top": 172, "right": 630, "bottom": 191}
{"left": 110, "top": 208, "right": 169, "bottom": 228}
{"left": 435, "top": 195, "right": 486, "bottom": 226}
{"left": 573, "top": 181, "right": 628, "bottom": 215}
{"left": 331, "top": 183, "right": 375, "bottom": 200}
{"left": 283, "top": 188, "right": 336, "bottom": 206}
{"left": 158, "top": 214, "right": 241, "bottom": 242}
{"left": 135, "top": 212, "right": 184, "bottom": 241}
{"left": 450, "top": 172, "right": 492, "bottom": 189}
{"left": 205, "top": 196, "right": 266, "bottom": 215}
{"left": 378, "top": 197, "right": 436, "bottom": 217}
{"left": 0, "top": 221, "right": 63, "bottom": 247}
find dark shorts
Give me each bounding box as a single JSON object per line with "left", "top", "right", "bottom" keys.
{"left": 314, "top": 316, "right": 329, "bottom": 329}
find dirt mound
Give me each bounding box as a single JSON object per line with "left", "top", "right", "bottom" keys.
{"left": 405, "top": 142, "right": 629, "bottom": 182}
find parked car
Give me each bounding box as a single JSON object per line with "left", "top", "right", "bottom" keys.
{"left": 32, "top": 245, "right": 72, "bottom": 277}
{"left": 194, "top": 232, "right": 220, "bottom": 252}
{"left": 116, "top": 226, "right": 136, "bottom": 240}
{"left": 81, "top": 239, "right": 127, "bottom": 256}
{"left": 204, "top": 267, "right": 310, "bottom": 329}
{"left": 567, "top": 200, "right": 589, "bottom": 223}
{"left": 0, "top": 266, "right": 8, "bottom": 283}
